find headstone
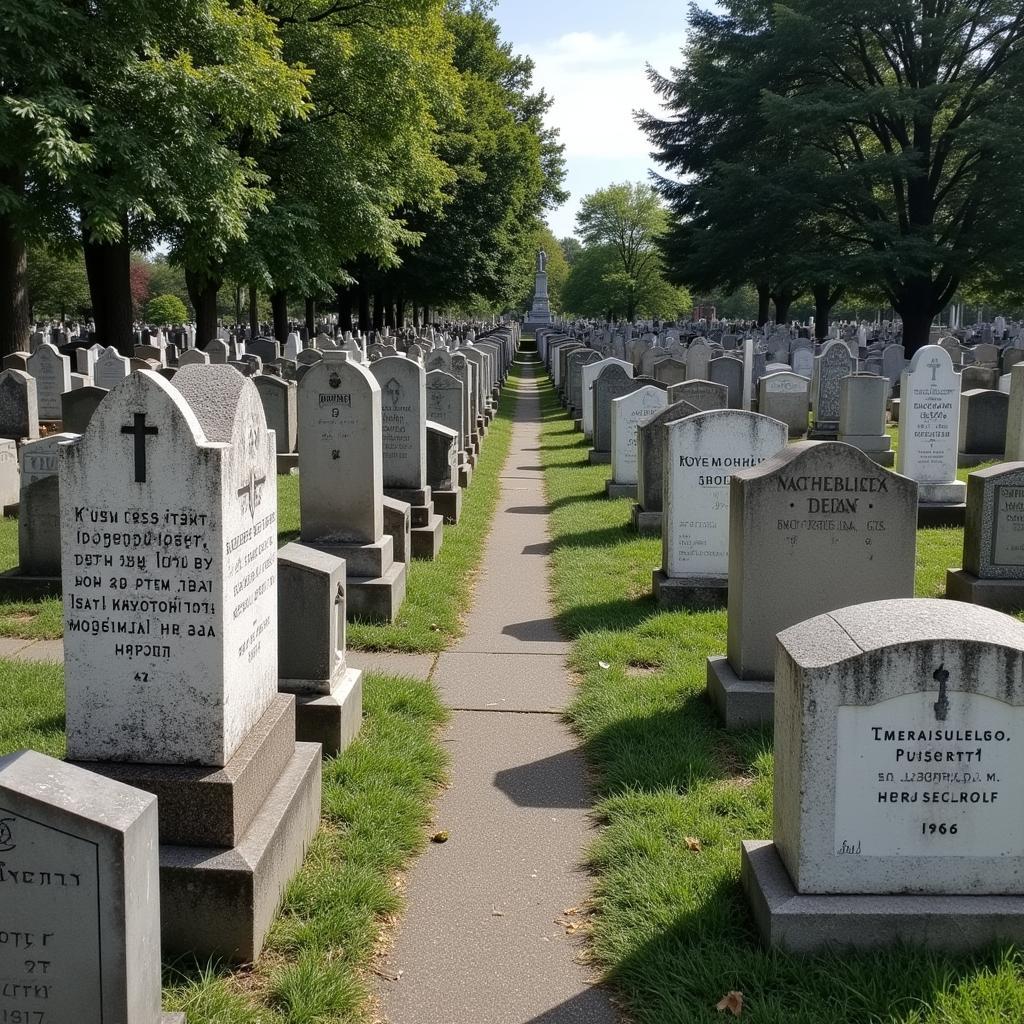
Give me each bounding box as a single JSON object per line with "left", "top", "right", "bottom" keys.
{"left": 0, "top": 368, "right": 39, "bottom": 440}
{"left": 608, "top": 385, "right": 668, "bottom": 495}
{"left": 896, "top": 345, "right": 966, "bottom": 506}
{"left": 708, "top": 355, "right": 744, "bottom": 408}
{"left": 591, "top": 365, "right": 645, "bottom": 460}
{"left": 686, "top": 339, "right": 712, "bottom": 381}
{"left": 93, "top": 347, "right": 131, "bottom": 390}
{"left": 177, "top": 348, "right": 210, "bottom": 367}
{"left": 958, "top": 389, "right": 1008, "bottom": 466}
{"left": 838, "top": 374, "right": 892, "bottom": 465}
{"left": 370, "top": 356, "right": 427, "bottom": 491}
{"left": 581, "top": 357, "right": 632, "bottom": 439}
{"left": 61, "top": 384, "right": 108, "bottom": 435}
{"left": 707, "top": 441, "right": 918, "bottom": 727}
{"left": 633, "top": 400, "right": 700, "bottom": 534}
{"left": 0, "top": 748, "right": 183, "bottom": 1024}
{"left": 667, "top": 378, "right": 728, "bottom": 411}
{"left": 426, "top": 370, "right": 466, "bottom": 452}
{"left": 809, "top": 340, "right": 854, "bottom": 437}
{"left": 948, "top": 461, "right": 1024, "bottom": 610}
{"left": 758, "top": 371, "right": 809, "bottom": 438}
{"left": 742, "top": 599, "right": 1024, "bottom": 952}
{"left": 19, "top": 433, "right": 79, "bottom": 576}
{"left": 0, "top": 437, "right": 17, "bottom": 509}
{"left": 254, "top": 374, "right": 298, "bottom": 456}
{"left": 654, "top": 410, "right": 788, "bottom": 608}
{"left": 26, "top": 342, "right": 71, "bottom": 420}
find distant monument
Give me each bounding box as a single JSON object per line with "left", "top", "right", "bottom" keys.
{"left": 524, "top": 249, "right": 553, "bottom": 328}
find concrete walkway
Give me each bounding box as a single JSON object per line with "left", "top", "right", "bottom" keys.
{"left": 377, "top": 358, "right": 617, "bottom": 1024}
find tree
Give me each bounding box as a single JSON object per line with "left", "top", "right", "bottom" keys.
{"left": 25, "top": 244, "right": 91, "bottom": 322}
{"left": 144, "top": 294, "right": 189, "bottom": 324}
{"left": 559, "top": 236, "right": 583, "bottom": 266}
{"left": 574, "top": 183, "right": 684, "bottom": 322}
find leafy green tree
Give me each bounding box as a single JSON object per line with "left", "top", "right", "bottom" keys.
{"left": 26, "top": 244, "right": 91, "bottom": 322}
{"left": 559, "top": 236, "right": 582, "bottom": 266}
{"left": 143, "top": 293, "right": 188, "bottom": 324}
{"left": 573, "top": 183, "right": 686, "bottom": 322}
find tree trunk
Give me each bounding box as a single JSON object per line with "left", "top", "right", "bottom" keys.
{"left": 412, "top": 303, "right": 420, "bottom": 331}
{"left": 185, "top": 270, "right": 220, "bottom": 348}
{"left": 396, "top": 293, "right": 406, "bottom": 330}
{"left": 384, "top": 292, "right": 396, "bottom": 331}
{"left": 895, "top": 281, "right": 937, "bottom": 356}
{"left": 270, "top": 289, "right": 288, "bottom": 342}
{"left": 0, "top": 205, "right": 30, "bottom": 359}
{"left": 304, "top": 297, "right": 315, "bottom": 337}
{"left": 83, "top": 215, "right": 134, "bottom": 357}
{"left": 756, "top": 280, "right": 771, "bottom": 327}
{"left": 812, "top": 283, "right": 832, "bottom": 341}
{"left": 358, "top": 282, "right": 371, "bottom": 333}
{"left": 373, "top": 291, "right": 385, "bottom": 332}
{"left": 773, "top": 287, "right": 794, "bottom": 325}
{"left": 234, "top": 284, "right": 242, "bottom": 326}
{"left": 335, "top": 283, "right": 353, "bottom": 333}
{"left": 248, "top": 284, "right": 259, "bottom": 338}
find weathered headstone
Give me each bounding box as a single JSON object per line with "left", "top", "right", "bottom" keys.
{"left": 667, "top": 378, "right": 728, "bottom": 411}
{"left": 758, "top": 371, "right": 809, "bottom": 438}
{"left": 742, "top": 599, "right": 1024, "bottom": 951}
{"left": 59, "top": 366, "right": 321, "bottom": 962}
{"left": 809, "top": 340, "right": 854, "bottom": 438}
{"left": 61, "top": 384, "right": 108, "bottom": 435}
{"left": 0, "top": 368, "right": 39, "bottom": 440}
{"left": 608, "top": 385, "right": 669, "bottom": 498}
{"left": 26, "top": 342, "right": 71, "bottom": 420}
{"left": 0, "top": 749, "right": 184, "bottom": 1024}
{"left": 958, "top": 389, "right": 1008, "bottom": 466}
{"left": 582, "top": 357, "right": 632, "bottom": 439}
{"left": 93, "top": 347, "right": 131, "bottom": 390}
{"left": 896, "top": 344, "right": 966, "bottom": 520}
{"left": 708, "top": 441, "right": 918, "bottom": 727}
{"left": 254, "top": 374, "right": 298, "bottom": 465}
{"left": 838, "top": 374, "right": 893, "bottom": 466}
{"left": 654, "top": 410, "right": 788, "bottom": 608}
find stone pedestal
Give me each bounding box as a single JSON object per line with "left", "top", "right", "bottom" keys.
{"left": 319, "top": 534, "right": 408, "bottom": 624}
{"left": 588, "top": 449, "right": 611, "bottom": 465}
{"left": 741, "top": 840, "right": 1024, "bottom": 952}
{"left": 706, "top": 655, "right": 773, "bottom": 729}
{"left": 605, "top": 480, "right": 636, "bottom": 500}
{"left": 653, "top": 570, "right": 727, "bottom": 610}
{"left": 945, "top": 568, "right": 1024, "bottom": 612}
{"left": 631, "top": 505, "right": 662, "bottom": 535}
{"left": 433, "top": 487, "right": 463, "bottom": 525}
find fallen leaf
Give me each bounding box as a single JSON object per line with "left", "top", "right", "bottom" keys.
{"left": 716, "top": 991, "right": 743, "bottom": 1016}
{"left": 563, "top": 907, "right": 579, "bottom": 916}
{"left": 684, "top": 836, "right": 702, "bottom": 852}
{"left": 491, "top": 909, "right": 504, "bottom": 917}
{"left": 598, "top": 660, "right": 611, "bottom": 669}
{"left": 431, "top": 831, "right": 449, "bottom": 843}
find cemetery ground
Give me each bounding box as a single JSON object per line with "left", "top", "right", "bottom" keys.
{"left": 536, "top": 370, "right": 1024, "bottom": 1023}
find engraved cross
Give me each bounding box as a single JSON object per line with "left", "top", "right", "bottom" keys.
{"left": 927, "top": 357, "right": 942, "bottom": 383}
{"left": 121, "top": 413, "right": 159, "bottom": 483}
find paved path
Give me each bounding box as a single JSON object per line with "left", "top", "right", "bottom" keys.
{"left": 377, "top": 357, "right": 617, "bottom": 1024}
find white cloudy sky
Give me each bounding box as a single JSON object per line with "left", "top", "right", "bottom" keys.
{"left": 493, "top": 0, "right": 691, "bottom": 239}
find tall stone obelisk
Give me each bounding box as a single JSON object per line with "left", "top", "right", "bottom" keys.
{"left": 524, "top": 249, "right": 553, "bottom": 328}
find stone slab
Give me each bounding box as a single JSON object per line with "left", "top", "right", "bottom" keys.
{"left": 159, "top": 741, "right": 322, "bottom": 963}
{"left": 706, "top": 655, "right": 774, "bottom": 729}
{"left": 604, "top": 480, "right": 636, "bottom": 500}
{"left": 315, "top": 535, "right": 394, "bottom": 579}
{"left": 348, "top": 560, "right": 407, "bottom": 624}
{"left": 652, "top": 569, "right": 727, "bottom": 609}
{"left": 741, "top": 840, "right": 1024, "bottom": 953}
{"left": 9, "top": 638, "right": 64, "bottom": 662}
{"left": 411, "top": 513, "right": 444, "bottom": 560}
{"left": 294, "top": 667, "right": 362, "bottom": 757}
{"left": 918, "top": 502, "right": 967, "bottom": 528}
{"left": 587, "top": 450, "right": 611, "bottom": 465}
{"left": 76, "top": 694, "right": 296, "bottom": 847}
{"left": 631, "top": 506, "right": 662, "bottom": 535}
{"left": 946, "top": 568, "right": 1024, "bottom": 612}
{"left": 0, "top": 570, "right": 61, "bottom": 600}
{"left": 433, "top": 487, "right": 463, "bottom": 524}
{"left": 347, "top": 650, "right": 436, "bottom": 679}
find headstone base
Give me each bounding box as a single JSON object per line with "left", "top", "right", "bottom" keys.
{"left": 588, "top": 450, "right": 611, "bottom": 465}
{"left": 630, "top": 505, "right": 662, "bottom": 535}
{"left": 433, "top": 487, "right": 463, "bottom": 524}
{"left": 653, "top": 570, "right": 727, "bottom": 610}
{"left": 276, "top": 452, "right": 299, "bottom": 475}
{"left": 706, "top": 655, "right": 773, "bottom": 729}
{"left": 74, "top": 694, "right": 296, "bottom": 847}
{"left": 411, "top": 513, "right": 445, "bottom": 559}
{"left": 348, "top": 561, "right": 407, "bottom": 624}
{"left": 958, "top": 451, "right": 1002, "bottom": 468}
{"left": 807, "top": 424, "right": 839, "bottom": 440}
{"left": 741, "top": 839, "right": 1024, "bottom": 953}
{"left": 316, "top": 535, "right": 394, "bottom": 578}
{"left": 917, "top": 502, "right": 967, "bottom": 527}
{"left": 945, "top": 568, "right": 1024, "bottom": 613}
{"left": 605, "top": 480, "right": 637, "bottom": 500}
{"left": 292, "top": 666, "right": 363, "bottom": 757}
{"left": 159, "top": 741, "right": 322, "bottom": 964}
{"left": 458, "top": 463, "right": 473, "bottom": 490}
{"left": 864, "top": 450, "right": 895, "bottom": 467}
{"left": 386, "top": 486, "right": 432, "bottom": 515}
{"left": 0, "top": 569, "right": 61, "bottom": 599}
{"left": 574, "top": 418, "right": 583, "bottom": 433}
{"left": 919, "top": 480, "right": 967, "bottom": 504}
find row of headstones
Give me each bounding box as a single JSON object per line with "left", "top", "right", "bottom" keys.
{"left": 543, "top": 333, "right": 1024, "bottom": 953}
{"left": 0, "top": 327, "right": 515, "bottom": 1021}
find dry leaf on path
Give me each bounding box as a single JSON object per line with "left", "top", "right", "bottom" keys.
{"left": 684, "top": 836, "right": 702, "bottom": 852}
{"left": 598, "top": 660, "right": 611, "bottom": 669}
{"left": 716, "top": 991, "right": 744, "bottom": 1016}
{"left": 431, "top": 831, "right": 449, "bottom": 843}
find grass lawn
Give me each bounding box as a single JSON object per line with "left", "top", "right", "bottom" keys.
{"left": 0, "top": 376, "right": 515, "bottom": 652}
{"left": 0, "top": 659, "right": 448, "bottom": 1024}
{"left": 536, "top": 368, "right": 1024, "bottom": 1024}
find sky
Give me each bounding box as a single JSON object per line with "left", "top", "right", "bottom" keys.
{"left": 493, "top": 0, "right": 691, "bottom": 240}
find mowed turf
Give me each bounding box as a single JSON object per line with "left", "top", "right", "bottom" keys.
{"left": 536, "top": 368, "right": 1024, "bottom": 1024}
{"left": 0, "top": 659, "right": 449, "bottom": 1024}
{"left": 0, "top": 369, "right": 516, "bottom": 652}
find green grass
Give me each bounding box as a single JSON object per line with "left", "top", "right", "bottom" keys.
{"left": 0, "top": 379, "right": 516, "bottom": 651}
{"left": 0, "top": 660, "right": 449, "bottom": 1024}
{"left": 535, "top": 365, "right": 1024, "bottom": 1024}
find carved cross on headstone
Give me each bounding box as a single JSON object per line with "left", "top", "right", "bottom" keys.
{"left": 933, "top": 664, "right": 950, "bottom": 721}
{"left": 121, "top": 413, "right": 159, "bottom": 483}
{"left": 237, "top": 470, "right": 267, "bottom": 519}
{"left": 927, "top": 357, "right": 942, "bottom": 383}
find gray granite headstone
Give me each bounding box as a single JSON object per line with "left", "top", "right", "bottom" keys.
{"left": 0, "top": 368, "right": 40, "bottom": 440}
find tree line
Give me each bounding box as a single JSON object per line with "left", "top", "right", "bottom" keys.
{"left": 0, "top": 0, "right": 565, "bottom": 356}
{"left": 641, "top": 0, "right": 1024, "bottom": 353}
